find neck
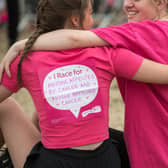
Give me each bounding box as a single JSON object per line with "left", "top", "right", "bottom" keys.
{"left": 159, "top": 16, "right": 168, "bottom": 21}
{"left": 158, "top": 10, "right": 168, "bottom": 21}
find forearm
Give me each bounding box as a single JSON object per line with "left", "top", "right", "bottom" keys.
{"left": 10, "top": 29, "right": 109, "bottom": 52}
{"left": 11, "top": 39, "right": 27, "bottom": 53}
{"left": 33, "top": 29, "right": 109, "bottom": 51}
{"left": 0, "top": 29, "right": 109, "bottom": 81}
{"left": 0, "top": 85, "right": 12, "bottom": 103}
{"left": 132, "top": 59, "right": 168, "bottom": 84}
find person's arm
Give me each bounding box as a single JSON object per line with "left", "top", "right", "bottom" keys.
{"left": 0, "top": 21, "right": 154, "bottom": 79}
{"left": 8, "top": 30, "right": 106, "bottom": 51}
{"left": 31, "top": 110, "right": 40, "bottom": 131}
{"left": 0, "top": 85, "right": 12, "bottom": 103}
{"left": 0, "top": 39, "right": 27, "bottom": 80}
{"left": 34, "top": 29, "right": 109, "bottom": 50}
{"left": 113, "top": 48, "right": 168, "bottom": 84}
{"left": 0, "top": 29, "right": 108, "bottom": 80}
{"left": 132, "top": 58, "right": 168, "bottom": 84}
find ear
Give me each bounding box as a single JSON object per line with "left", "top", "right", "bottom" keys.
{"left": 156, "top": 0, "right": 167, "bottom": 11}
{"left": 71, "top": 15, "right": 80, "bottom": 27}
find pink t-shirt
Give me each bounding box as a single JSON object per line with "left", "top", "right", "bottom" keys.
{"left": 91, "top": 20, "right": 168, "bottom": 168}
{"left": 1, "top": 47, "right": 142, "bottom": 149}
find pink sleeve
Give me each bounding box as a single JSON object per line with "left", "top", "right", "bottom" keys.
{"left": 91, "top": 22, "right": 136, "bottom": 49}
{"left": 1, "top": 57, "right": 21, "bottom": 92}
{"left": 91, "top": 20, "right": 163, "bottom": 53}
{"left": 111, "top": 48, "right": 144, "bottom": 79}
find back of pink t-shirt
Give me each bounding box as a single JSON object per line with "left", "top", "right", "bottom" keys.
{"left": 92, "top": 20, "right": 168, "bottom": 168}
{"left": 1, "top": 47, "right": 142, "bottom": 149}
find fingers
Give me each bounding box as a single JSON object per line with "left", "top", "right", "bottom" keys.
{"left": 0, "top": 61, "right": 5, "bottom": 83}
{"left": 0, "top": 43, "right": 21, "bottom": 83}
{"left": 0, "top": 60, "right": 11, "bottom": 83}
{"left": 4, "top": 61, "right": 11, "bottom": 78}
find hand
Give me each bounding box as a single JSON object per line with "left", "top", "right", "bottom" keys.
{"left": 0, "top": 43, "right": 20, "bottom": 82}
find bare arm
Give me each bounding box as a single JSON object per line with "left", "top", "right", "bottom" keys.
{"left": 133, "top": 58, "right": 168, "bottom": 84}
{"left": 8, "top": 30, "right": 108, "bottom": 51}
{"left": 31, "top": 110, "right": 40, "bottom": 131}
{"left": 0, "top": 30, "right": 108, "bottom": 79}
{"left": 0, "top": 85, "right": 13, "bottom": 103}
{"left": 33, "top": 30, "right": 109, "bottom": 50}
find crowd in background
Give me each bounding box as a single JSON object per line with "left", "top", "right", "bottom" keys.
{"left": 0, "top": 0, "right": 126, "bottom": 47}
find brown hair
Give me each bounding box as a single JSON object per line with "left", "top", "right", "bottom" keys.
{"left": 152, "top": 0, "right": 168, "bottom": 13}
{"left": 17, "top": 0, "right": 93, "bottom": 84}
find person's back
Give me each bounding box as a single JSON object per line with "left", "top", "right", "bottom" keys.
{"left": 1, "top": 46, "right": 142, "bottom": 150}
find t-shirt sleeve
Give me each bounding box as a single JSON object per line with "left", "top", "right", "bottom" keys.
{"left": 1, "top": 56, "right": 21, "bottom": 92}
{"left": 110, "top": 48, "right": 144, "bottom": 79}
{"left": 91, "top": 22, "right": 137, "bottom": 49}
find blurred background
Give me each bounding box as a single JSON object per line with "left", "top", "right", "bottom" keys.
{"left": 0, "top": 0, "right": 127, "bottom": 130}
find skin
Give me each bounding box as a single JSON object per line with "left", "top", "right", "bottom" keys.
{"left": 124, "top": 0, "right": 168, "bottom": 22}
{"left": 124, "top": 0, "right": 160, "bottom": 21}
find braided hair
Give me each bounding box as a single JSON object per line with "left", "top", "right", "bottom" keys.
{"left": 17, "top": 0, "right": 93, "bottom": 84}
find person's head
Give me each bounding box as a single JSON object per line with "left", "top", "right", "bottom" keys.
{"left": 36, "top": 0, "right": 93, "bottom": 30}
{"left": 124, "top": 0, "right": 168, "bottom": 22}
{"left": 17, "top": 0, "right": 94, "bottom": 84}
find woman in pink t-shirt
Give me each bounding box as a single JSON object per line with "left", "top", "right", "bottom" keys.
{"left": 1, "top": 0, "right": 168, "bottom": 168}
{"left": 0, "top": 0, "right": 134, "bottom": 167}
